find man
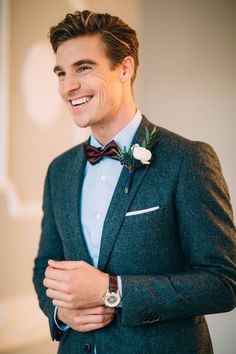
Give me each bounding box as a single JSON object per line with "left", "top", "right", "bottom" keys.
{"left": 33, "top": 10, "right": 236, "bottom": 354}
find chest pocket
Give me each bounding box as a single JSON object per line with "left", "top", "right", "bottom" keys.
{"left": 123, "top": 205, "right": 165, "bottom": 226}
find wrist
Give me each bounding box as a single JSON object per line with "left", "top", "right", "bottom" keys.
{"left": 54, "top": 306, "right": 70, "bottom": 331}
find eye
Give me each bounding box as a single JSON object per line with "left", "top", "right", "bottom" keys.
{"left": 56, "top": 71, "right": 66, "bottom": 80}
{"left": 78, "top": 65, "right": 91, "bottom": 73}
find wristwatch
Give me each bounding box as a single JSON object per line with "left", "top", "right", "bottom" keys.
{"left": 103, "top": 275, "right": 121, "bottom": 308}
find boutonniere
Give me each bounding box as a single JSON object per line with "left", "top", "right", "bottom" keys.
{"left": 114, "top": 126, "right": 158, "bottom": 193}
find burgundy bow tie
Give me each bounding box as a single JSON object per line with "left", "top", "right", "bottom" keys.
{"left": 83, "top": 140, "right": 119, "bottom": 165}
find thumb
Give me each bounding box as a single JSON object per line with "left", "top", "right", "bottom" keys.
{"left": 48, "top": 259, "right": 81, "bottom": 270}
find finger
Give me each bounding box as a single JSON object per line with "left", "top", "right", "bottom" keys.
{"left": 48, "top": 259, "right": 83, "bottom": 270}
{"left": 74, "top": 306, "right": 115, "bottom": 316}
{"left": 57, "top": 309, "right": 115, "bottom": 329}
{"left": 57, "top": 307, "right": 78, "bottom": 323}
{"left": 45, "top": 267, "right": 67, "bottom": 281}
{"left": 46, "top": 288, "right": 71, "bottom": 302}
{"left": 52, "top": 299, "right": 75, "bottom": 309}
{"left": 103, "top": 307, "right": 116, "bottom": 314}
{"left": 91, "top": 305, "right": 115, "bottom": 314}
{"left": 43, "top": 277, "right": 63, "bottom": 291}
{"left": 74, "top": 318, "right": 114, "bottom": 333}
{"left": 73, "top": 313, "right": 114, "bottom": 327}
{"left": 74, "top": 313, "right": 114, "bottom": 325}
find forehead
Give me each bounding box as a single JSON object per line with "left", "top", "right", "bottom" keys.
{"left": 55, "top": 34, "right": 108, "bottom": 67}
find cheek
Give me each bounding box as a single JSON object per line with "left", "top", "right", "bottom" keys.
{"left": 99, "top": 79, "right": 121, "bottom": 100}
{"left": 98, "top": 89, "right": 119, "bottom": 111}
{"left": 98, "top": 86, "right": 109, "bottom": 102}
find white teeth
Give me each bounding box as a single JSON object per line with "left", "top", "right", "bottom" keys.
{"left": 71, "top": 96, "right": 92, "bottom": 106}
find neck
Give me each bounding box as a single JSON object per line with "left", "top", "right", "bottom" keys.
{"left": 91, "top": 99, "right": 137, "bottom": 146}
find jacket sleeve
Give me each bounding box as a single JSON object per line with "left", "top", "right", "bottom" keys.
{"left": 32, "top": 164, "right": 68, "bottom": 341}
{"left": 121, "top": 142, "right": 236, "bottom": 326}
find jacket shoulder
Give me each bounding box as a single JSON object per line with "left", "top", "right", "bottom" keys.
{"left": 156, "top": 125, "right": 216, "bottom": 158}
{"left": 49, "top": 143, "right": 84, "bottom": 168}
{"left": 44, "top": 142, "right": 86, "bottom": 184}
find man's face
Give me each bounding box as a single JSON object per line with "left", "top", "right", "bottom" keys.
{"left": 54, "top": 34, "right": 124, "bottom": 130}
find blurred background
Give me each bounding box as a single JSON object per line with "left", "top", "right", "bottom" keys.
{"left": 0, "top": 0, "right": 235, "bottom": 353}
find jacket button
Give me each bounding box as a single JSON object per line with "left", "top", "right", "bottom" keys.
{"left": 84, "top": 343, "right": 92, "bottom": 352}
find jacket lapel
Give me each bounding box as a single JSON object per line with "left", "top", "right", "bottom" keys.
{"left": 98, "top": 116, "right": 157, "bottom": 270}
{"left": 63, "top": 142, "right": 93, "bottom": 263}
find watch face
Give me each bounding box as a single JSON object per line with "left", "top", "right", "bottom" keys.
{"left": 108, "top": 295, "right": 118, "bottom": 305}
{"left": 104, "top": 291, "right": 121, "bottom": 307}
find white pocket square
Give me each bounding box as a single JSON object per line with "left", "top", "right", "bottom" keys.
{"left": 126, "top": 206, "right": 160, "bottom": 217}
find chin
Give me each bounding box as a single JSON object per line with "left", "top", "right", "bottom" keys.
{"left": 71, "top": 115, "right": 90, "bottom": 128}
{"left": 73, "top": 120, "right": 90, "bottom": 128}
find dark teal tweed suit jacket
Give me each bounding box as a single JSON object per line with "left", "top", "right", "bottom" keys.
{"left": 33, "top": 116, "right": 236, "bottom": 354}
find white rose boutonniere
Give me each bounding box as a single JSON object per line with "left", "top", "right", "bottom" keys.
{"left": 113, "top": 126, "right": 158, "bottom": 193}
{"left": 132, "top": 144, "right": 152, "bottom": 165}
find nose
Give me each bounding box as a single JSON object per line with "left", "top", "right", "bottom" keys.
{"left": 62, "top": 72, "right": 81, "bottom": 96}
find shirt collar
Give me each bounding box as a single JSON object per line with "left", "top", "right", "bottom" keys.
{"left": 90, "top": 110, "right": 142, "bottom": 150}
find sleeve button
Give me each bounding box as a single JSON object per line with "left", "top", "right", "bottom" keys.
{"left": 84, "top": 343, "right": 92, "bottom": 352}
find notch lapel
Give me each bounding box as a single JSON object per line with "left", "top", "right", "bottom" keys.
{"left": 63, "top": 143, "right": 92, "bottom": 263}
{"left": 98, "top": 116, "right": 157, "bottom": 270}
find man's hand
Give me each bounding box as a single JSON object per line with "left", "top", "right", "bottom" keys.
{"left": 43, "top": 260, "right": 109, "bottom": 309}
{"left": 57, "top": 306, "right": 115, "bottom": 332}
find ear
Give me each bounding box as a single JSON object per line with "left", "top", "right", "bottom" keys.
{"left": 120, "top": 56, "right": 134, "bottom": 83}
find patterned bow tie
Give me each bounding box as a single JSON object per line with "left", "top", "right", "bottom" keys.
{"left": 83, "top": 140, "right": 119, "bottom": 165}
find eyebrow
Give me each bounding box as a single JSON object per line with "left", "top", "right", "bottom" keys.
{"left": 53, "top": 59, "right": 97, "bottom": 73}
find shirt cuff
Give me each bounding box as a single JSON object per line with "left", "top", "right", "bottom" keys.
{"left": 54, "top": 306, "right": 70, "bottom": 331}
{"left": 117, "top": 276, "right": 123, "bottom": 307}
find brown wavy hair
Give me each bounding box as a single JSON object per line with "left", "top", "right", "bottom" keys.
{"left": 49, "top": 10, "right": 139, "bottom": 85}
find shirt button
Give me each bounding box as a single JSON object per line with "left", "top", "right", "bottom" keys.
{"left": 95, "top": 213, "right": 101, "bottom": 220}
{"left": 100, "top": 175, "right": 107, "bottom": 182}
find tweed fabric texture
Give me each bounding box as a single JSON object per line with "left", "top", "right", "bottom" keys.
{"left": 33, "top": 116, "right": 236, "bottom": 354}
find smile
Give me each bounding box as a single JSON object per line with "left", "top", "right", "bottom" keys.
{"left": 70, "top": 96, "right": 93, "bottom": 106}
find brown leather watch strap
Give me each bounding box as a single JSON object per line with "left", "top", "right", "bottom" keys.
{"left": 109, "top": 275, "right": 118, "bottom": 292}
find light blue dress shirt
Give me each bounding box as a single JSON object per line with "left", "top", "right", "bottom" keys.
{"left": 54, "top": 110, "right": 142, "bottom": 336}
{"left": 80, "top": 110, "right": 142, "bottom": 268}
